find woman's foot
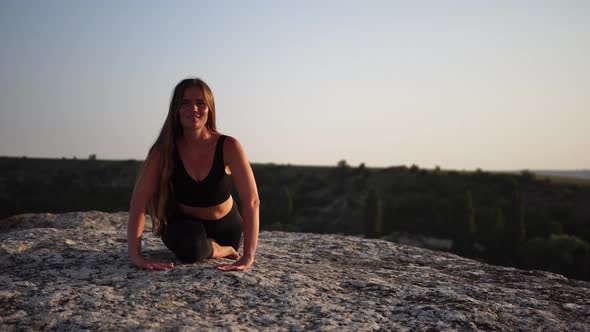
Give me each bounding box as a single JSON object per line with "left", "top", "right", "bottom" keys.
{"left": 210, "top": 239, "right": 239, "bottom": 260}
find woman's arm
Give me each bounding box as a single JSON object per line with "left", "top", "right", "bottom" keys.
{"left": 127, "top": 146, "right": 174, "bottom": 271}
{"left": 217, "top": 136, "right": 260, "bottom": 271}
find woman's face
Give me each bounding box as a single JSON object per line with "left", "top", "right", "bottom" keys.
{"left": 178, "top": 86, "right": 209, "bottom": 130}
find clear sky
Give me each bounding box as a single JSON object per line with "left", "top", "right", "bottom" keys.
{"left": 1, "top": 0, "right": 588, "bottom": 170}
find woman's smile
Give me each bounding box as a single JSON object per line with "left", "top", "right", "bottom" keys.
{"left": 179, "top": 86, "right": 209, "bottom": 128}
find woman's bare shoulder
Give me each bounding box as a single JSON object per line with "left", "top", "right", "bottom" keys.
{"left": 222, "top": 135, "right": 242, "bottom": 153}
{"left": 222, "top": 134, "right": 237, "bottom": 143}
{"left": 145, "top": 143, "right": 165, "bottom": 165}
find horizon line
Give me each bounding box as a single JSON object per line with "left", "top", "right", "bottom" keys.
{"left": 1, "top": 154, "right": 588, "bottom": 173}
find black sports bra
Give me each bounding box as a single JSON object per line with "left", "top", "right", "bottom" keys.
{"left": 172, "top": 135, "right": 232, "bottom": 207}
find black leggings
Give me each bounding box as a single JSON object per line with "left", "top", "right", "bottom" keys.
{"left": 161, "top": 202, "right": 243, "bottom": 263}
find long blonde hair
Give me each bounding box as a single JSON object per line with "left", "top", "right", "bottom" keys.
{"left": 138, "top": 78, "right": 218, "bottom": 235}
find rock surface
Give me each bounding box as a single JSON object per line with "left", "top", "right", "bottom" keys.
{"left": 1, "top": 211, "right": 589, "bottom": 331}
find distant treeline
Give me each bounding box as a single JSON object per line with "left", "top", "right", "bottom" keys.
{"left": 1, "top": 156, "right": 589, "bottom": 281}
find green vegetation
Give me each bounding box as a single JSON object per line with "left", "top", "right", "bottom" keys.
{"left": 1, "top": 156, "right": 590, "bottom": 281}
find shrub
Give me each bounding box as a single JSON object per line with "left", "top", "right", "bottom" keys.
{"left": 519, "top": 234, "right": 589, "bottom": 280}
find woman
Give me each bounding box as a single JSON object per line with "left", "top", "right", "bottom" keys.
{"left": 127, "top": 78, "right": 260, "bottom": 272}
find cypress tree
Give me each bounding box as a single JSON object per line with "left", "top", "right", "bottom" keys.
{"left": 505, "top": 189, "right": 526, "bottom": 262}
{"left": 364, "top": 187, "right": 382, "bottom": 238}
{"left": 488, "top": 207, "right": 506, "bottom": 264}
{"left": 494, "top": 207, "right": 505, "bottom": 235}
{"left": 464, "top": 191, "right": 476, "bottom": 235}
{"left": 283, "top": 186, "right": 294, "bottom": 225}
{"left": 452, "top": 190, "right": 476, "bottom": 257}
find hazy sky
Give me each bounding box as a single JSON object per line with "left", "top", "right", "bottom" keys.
{"left": 1, "top": 0, "right": 588, "bottom": 170}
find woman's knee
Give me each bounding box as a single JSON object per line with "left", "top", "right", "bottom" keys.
{"left": 215, "top": 207, "right": 243, "bottom": 251}
{"left": 162, "top": 219, "right": 213, "bottom": 262}
{"left": 175, "top": 238, "right": 213, "bottom": 263}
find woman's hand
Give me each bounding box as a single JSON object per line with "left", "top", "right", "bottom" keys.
{"left": 216, "top": 255, "right": 254, "bottom": 272}
{"left": 131, "top": 255, "right": 174, "bottom": 271}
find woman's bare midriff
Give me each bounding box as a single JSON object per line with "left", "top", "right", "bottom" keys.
{"left": 177, "top": 195, "right": 234, "bottom": 221}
